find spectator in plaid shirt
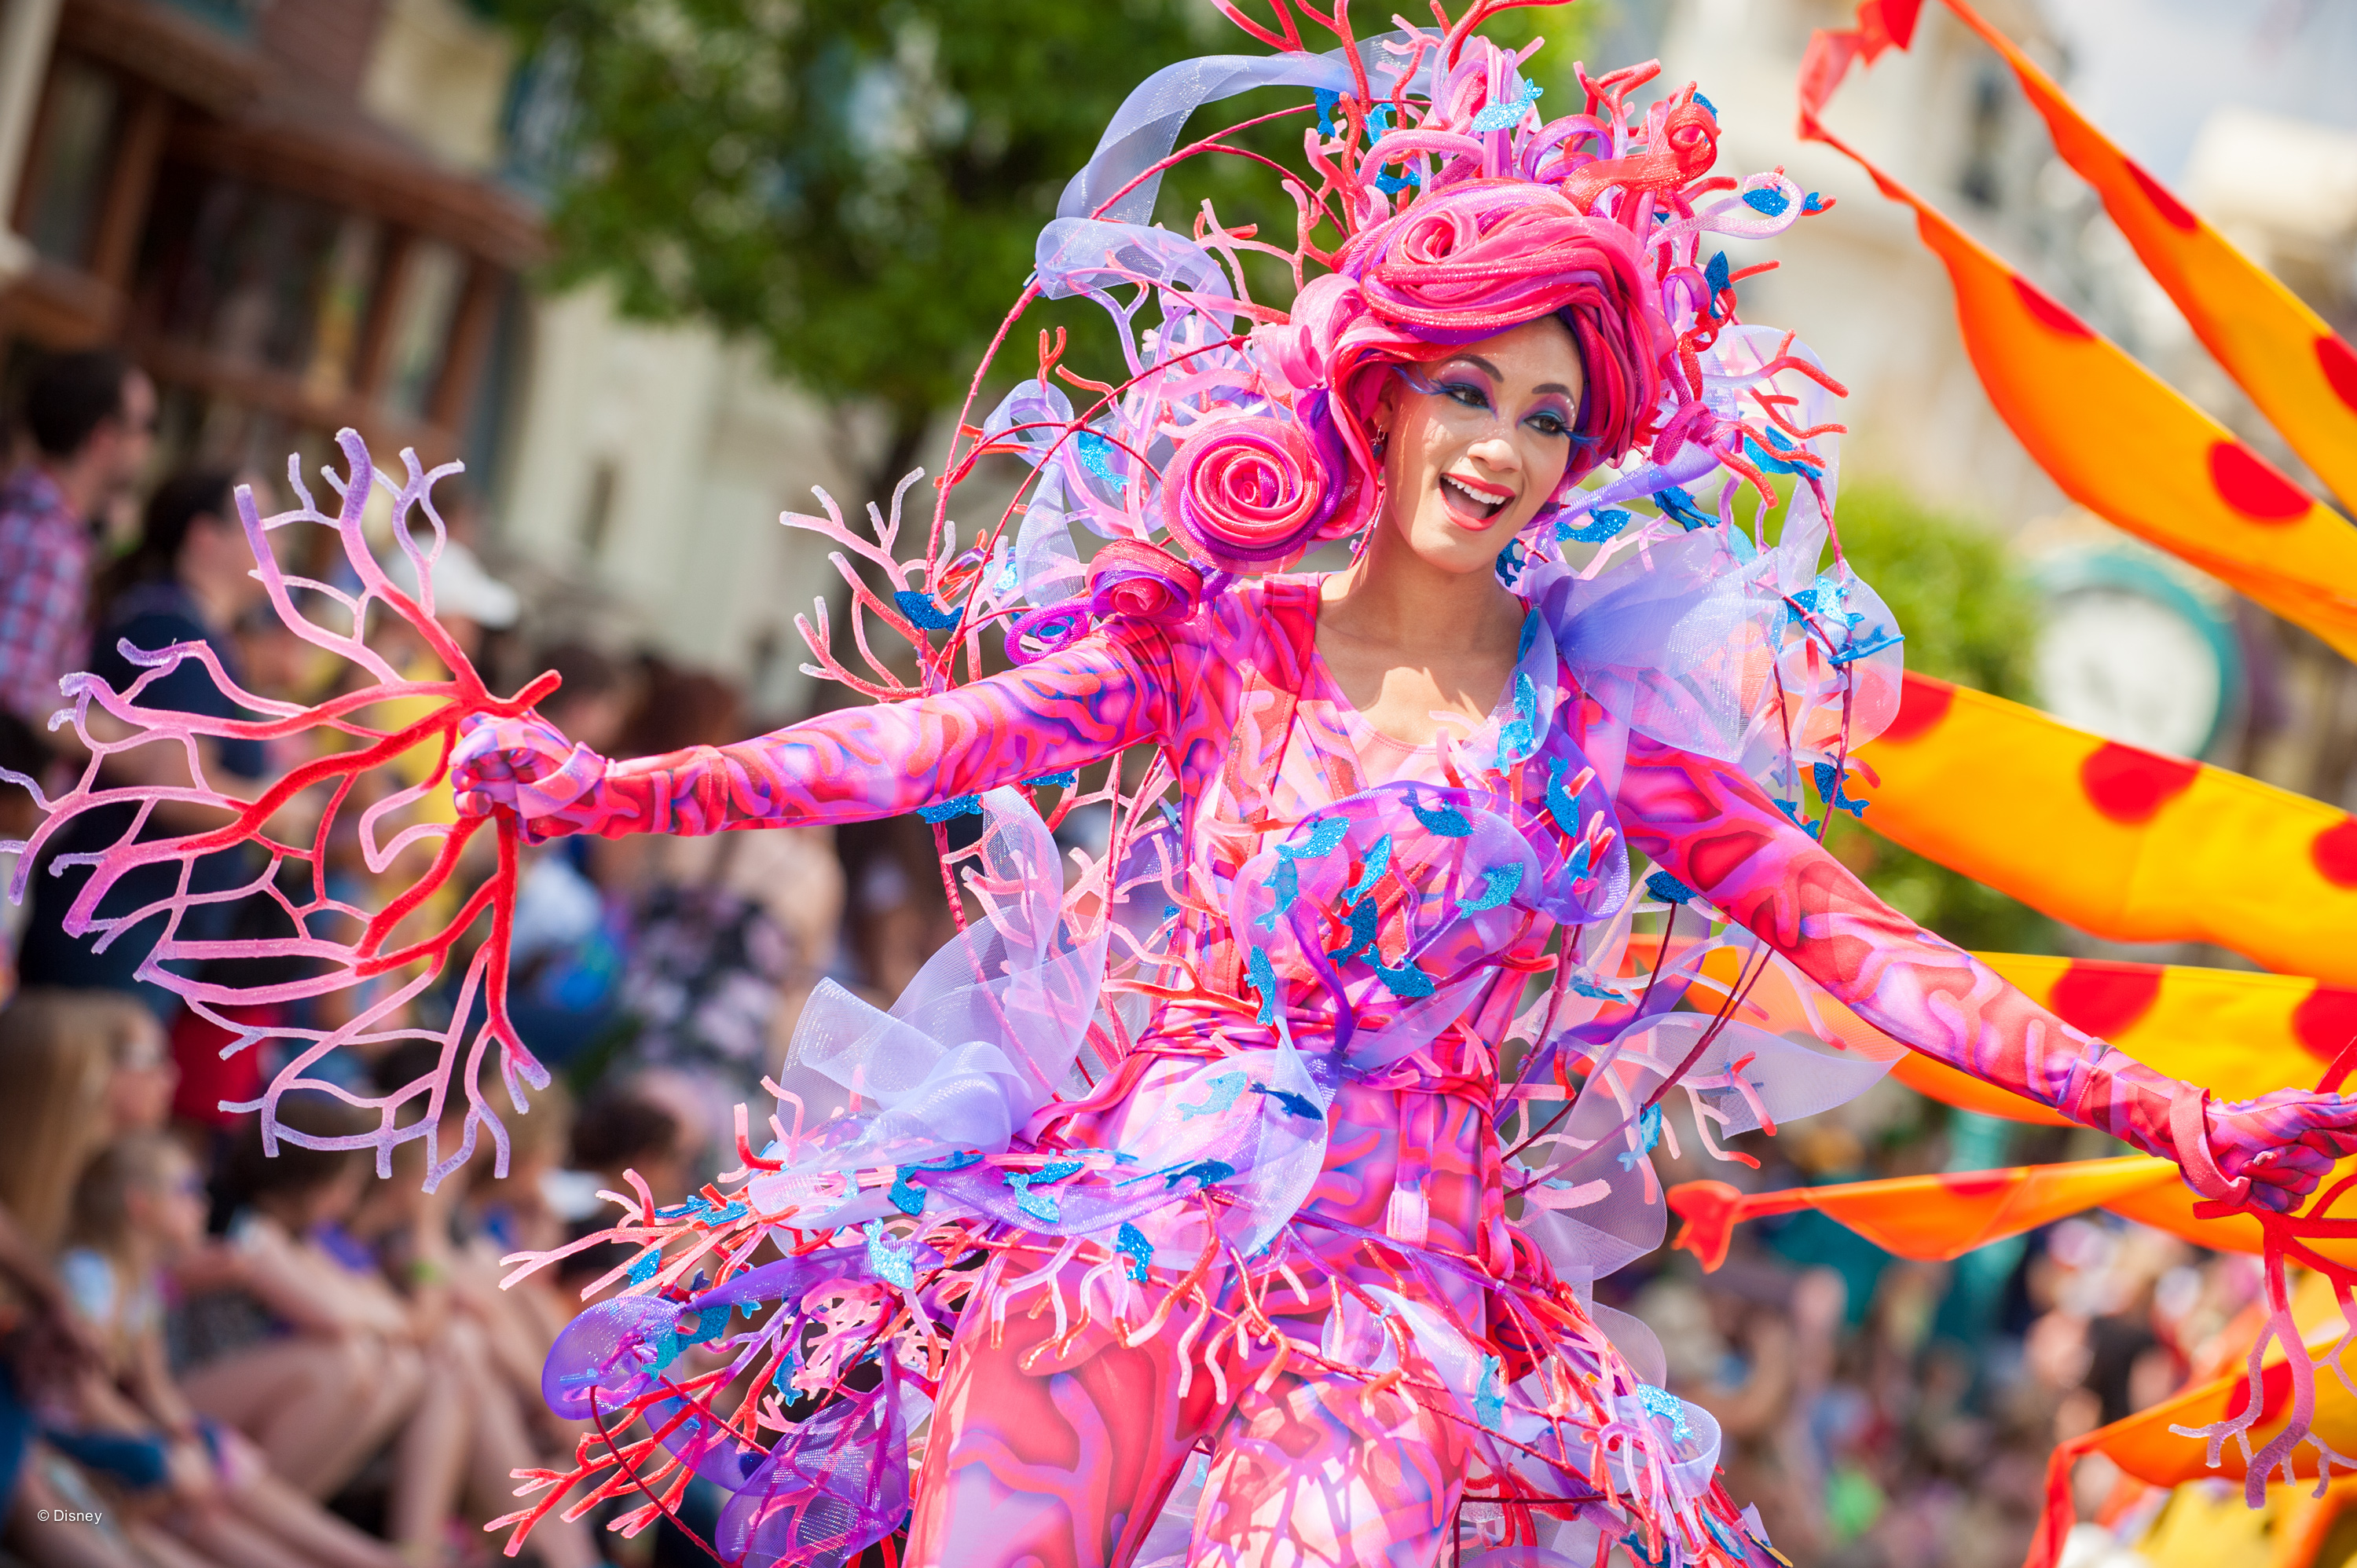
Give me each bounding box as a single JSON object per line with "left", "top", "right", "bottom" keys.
{"left": 0, "top": 349, "right": 156, "bottom": 760}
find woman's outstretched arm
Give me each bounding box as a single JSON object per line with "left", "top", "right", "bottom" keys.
{"left": 1614, "top": 731, "right": 2357, "bottom": 1212}
{"left": 451, "top": 627, "right": 1178, "bottom": 841}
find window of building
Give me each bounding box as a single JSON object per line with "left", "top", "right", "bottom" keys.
{"left": 20, "top": 57, "right": 121, "bottom": 267}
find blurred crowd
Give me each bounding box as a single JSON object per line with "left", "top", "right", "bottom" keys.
{"left": 1616, "top": 1080, "right": 2324, "bottom": 1568}
{"left": 0, "top": 350, "right": 2332, "bottom": 1568}
{"left": 0, "top": 349, "right": 966, "bottom": 1568}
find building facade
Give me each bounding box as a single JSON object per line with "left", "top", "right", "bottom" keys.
{"left": 0, "top": 0, "right": 859, "bottom": 719}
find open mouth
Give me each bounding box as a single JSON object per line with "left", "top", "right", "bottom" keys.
{"left": 1439, "top": 471, "right": 1514, "bottom": 529}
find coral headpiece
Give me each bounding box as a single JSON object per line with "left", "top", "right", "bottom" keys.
{"left": 933, "top": 2, "right": 1846, "bottom": 650}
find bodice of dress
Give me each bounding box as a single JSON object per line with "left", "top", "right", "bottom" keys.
{"left": 1116, "top": 576, "right": 1582, "bottom": 1104}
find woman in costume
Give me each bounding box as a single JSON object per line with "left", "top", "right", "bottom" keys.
{"left": 389, "top": 13, "right": 2357, "bottom": 1568}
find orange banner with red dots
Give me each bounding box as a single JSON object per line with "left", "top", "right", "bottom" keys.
{"left": 1668, "top": 1155, "right": 2357, "bottom": 1274}
{"left": 1666, "top": 1157, "right": 2187, "bottom": 1269}
{"left": 1855, "top": 675, "right": 2357, "bottom": 986}
{"left": 1793, "top": 124, "right": 2357, "bottom": 661}
{"left": 1914, "top": 0, "right": 2357, "bottom": 515}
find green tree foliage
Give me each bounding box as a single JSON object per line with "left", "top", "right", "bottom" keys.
{"left": 1815, "top": 480, "right": 2059, "bottom": 954}
{"left": 489, "top": 1, "right": 1591, "bottom": 505}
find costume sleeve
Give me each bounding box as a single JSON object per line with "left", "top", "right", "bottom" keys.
{"left": 1612, "top": 731, "right": 2204, "bottom": 1169}
{"left": 544, "top": 625, "right": 1176, "bottom": 840}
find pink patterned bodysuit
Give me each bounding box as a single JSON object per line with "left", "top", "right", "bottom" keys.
{"left": 471, "top": 574, "right": 2315, "bottom": 1568}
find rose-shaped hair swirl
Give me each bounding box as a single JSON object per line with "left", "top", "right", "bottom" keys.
{"left": 1161, "top": 413, "right": 1342, "bottom": 575}
{"left": 1086, "top": 540, "right": 1203, "bottom": 625}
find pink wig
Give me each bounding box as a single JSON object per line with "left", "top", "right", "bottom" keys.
{"left": 1231, "top": 180, "right": 1672, "bottom": 553}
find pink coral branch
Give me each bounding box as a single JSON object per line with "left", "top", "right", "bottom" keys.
{"left": 1, "top": 430, "right": 566, "bottom": 1183}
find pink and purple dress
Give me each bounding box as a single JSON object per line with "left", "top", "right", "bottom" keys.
{"left": 501, "top": 558, "right": 2226, "bottom": 1568}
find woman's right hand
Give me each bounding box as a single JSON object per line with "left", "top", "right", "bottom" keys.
{"left": 451, "top": 712, "right": 610, "bottom": 840}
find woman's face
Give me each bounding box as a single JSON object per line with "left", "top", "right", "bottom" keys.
{"left": 135, "top": 1152, "right": 210, "bottom": 1253}
{"left": 1369, "top": 315, "right": 1586, "bottom": 578}
{"left": 105, "top": 1017, "right": 177, "bottom": 1135}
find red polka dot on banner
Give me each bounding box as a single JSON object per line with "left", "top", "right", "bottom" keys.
{"left": 1882, "top": 675, "right": 1954, "bottom": 744}
{"left": 2080, "top": 743, "right": 2199, "bottom": 824}
{"left": 2314, "top": 819, "right": 2357, "bottom": 888}
{"left": 2207, "top": 441, "right": 2311, "bottom": 523}
{"left": 2125, "top": 161, "right": 2198, "bottom": 232}
{"left": 2050, "top": 961, "right": 2162, "bottom": 1039}
{"left": 2320, "top": 335, "right": 2357, "bottom": 416}
{"left": 2009, "top": 275, "right": 2095, "bottom": 339}
{"left": 2293, "top": 987, "right": 2357, "bottom": 1065}
{"left": 1939, "top": 1170, "right": 2016, "bottom": 1200}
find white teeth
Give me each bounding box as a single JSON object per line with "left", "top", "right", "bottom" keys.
{"left": 1443, "top": 474, "right": 1508, "bottom": 510}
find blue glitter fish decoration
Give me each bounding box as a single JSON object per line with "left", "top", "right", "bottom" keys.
{"left": 1407, "top": 792, "right": 1472, "bottom": 837}
{"left": 1812, "top": 761, "right": 1870, "bottom": 819}
{"left": 893, "top": 590, "right": 963, "bottom": 632}
{"left": 1545, "top": 757, "right": 1587, "bottom": 834}
{"left": 1343, "top": 834, "right": 1392, "bottom": 903}
{"left": 1164, "top": 1159, "right": 1236, "bottom": 1191}
{"left": 1247, "top": 947, "right": 1281, "bottom": 1025}
{"left": 1617, "top": 1104, "right": 1666, "bottom": 1170}
{"left": 1178, "top": 1072, "right": 1248, "bottom": 1121}
{"left": 1651, "top": 486, "right": 1715, "bottom": 532}
{"left": 1558, "top": 507, "right": 1632, "bottom": 544}
{"left": 1460, "top": 861, "right": 1524, "bottom": 912}
{"left": 1644, "top": 870, "right": 1695, "bottom": 905}
{"left": 1470, "top": 80, "right": 1543, "bottom": 132}
{"left": 1279, "top": 818, "right": 1350, "bottom": 860}
{"left": 1329, "top": 899, "right": 1379, "bottom": 964}
{"left": 862, "top": 1221, "right": 916, "bottom": 1289}
{"left": 1637, "top": 1382, "right": 1695, "bottom": 1441}
{"left": 1115, "top": 1222, "right": 1154, "bottom": 1283}
{"left": 1075, "top": 430, "right": 1127, "bottom": 491}
{"left": 1475, "top": 1354, "right": 1505, "bottom": 1428}
{"left": 1250, "top": 1081, "right": 1324, "bottom": 1121}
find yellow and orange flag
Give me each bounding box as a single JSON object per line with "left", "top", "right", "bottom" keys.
{"left": 1857, "top": 676, "right": 2357, "bottom": 990}
{"left": 1777, "top": 12, "right": 2357, "bottom": 1553}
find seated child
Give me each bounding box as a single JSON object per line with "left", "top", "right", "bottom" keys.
{"left": 59, "top": 1134, "right": 402, "bottom": 1568}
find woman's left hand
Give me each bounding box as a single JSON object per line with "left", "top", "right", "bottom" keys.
{"left": 2208, "top": 1088, "right": 2357, "bottom": 1213}
{"left": 450, "top": 712, "right": 610, "bottom": 839}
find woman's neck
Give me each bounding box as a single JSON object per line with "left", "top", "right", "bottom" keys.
{"left": 1317, "top": 510, "right": 1523, "bottom": 658}
{"left": 114, "top": 1232, "right": 159, "bottom": 1280}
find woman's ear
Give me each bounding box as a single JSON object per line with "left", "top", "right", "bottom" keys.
{"left": 1369, "top": 372, "right": 1402, "bottom": 438}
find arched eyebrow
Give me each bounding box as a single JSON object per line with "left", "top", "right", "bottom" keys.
{"left": 1439, "top": 354, "right": 1577, "bottom": 401}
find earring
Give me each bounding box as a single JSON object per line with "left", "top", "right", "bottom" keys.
{"left": 1373, "top": 427, "right": 1390, "bottom": 460}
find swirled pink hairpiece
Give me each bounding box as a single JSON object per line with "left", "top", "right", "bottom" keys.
{"left": 1085, "top": 539, "right": 1203, "bottom": 625}
{"left": 1162, "top": 414, "right": 1342, "bottom": 574}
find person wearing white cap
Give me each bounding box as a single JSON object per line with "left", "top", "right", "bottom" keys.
{"left": 382, "top": 537, "right": 519, "bottom": 664}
